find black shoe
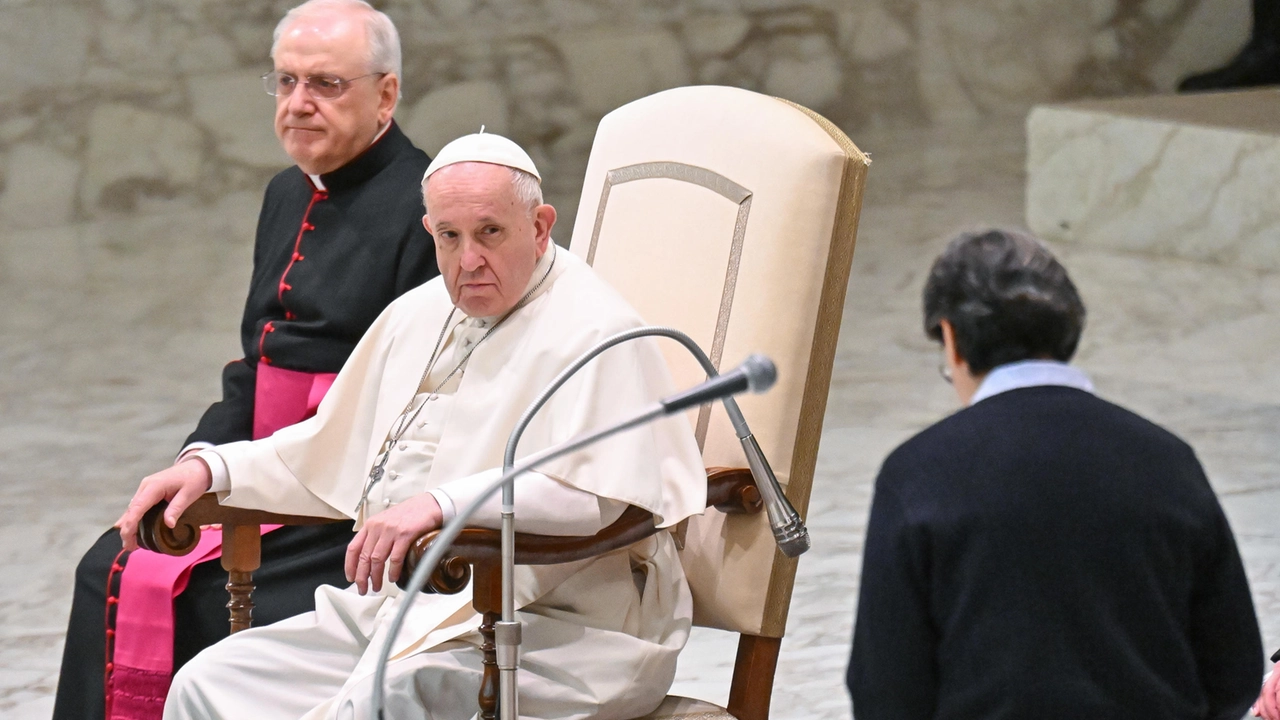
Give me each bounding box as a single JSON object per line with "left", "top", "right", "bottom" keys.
{"left": 1179, "top": 39, "right": 1280, "bottom": 92}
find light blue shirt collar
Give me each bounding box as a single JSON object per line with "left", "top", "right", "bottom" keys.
{"left": 969, "top": 360, "right": 1094, "bottom": 406}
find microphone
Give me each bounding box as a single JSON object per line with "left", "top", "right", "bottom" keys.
{"left": 659, "top": 354, "right": 777, "bottom": 414}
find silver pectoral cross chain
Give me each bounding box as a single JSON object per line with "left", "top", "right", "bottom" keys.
{"left": 356, "top": 451, "right": 390, "bottom": 515}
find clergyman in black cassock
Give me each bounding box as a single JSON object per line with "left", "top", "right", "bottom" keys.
{"left": 52, "top": 10, "right": 440, "bottom": 711}
{"left": 847, "top": 229, "right": 1262, "bottom": 720}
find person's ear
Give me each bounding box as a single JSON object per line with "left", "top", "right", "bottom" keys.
{"left": 376, "top": 73, "right": 399, "bottom": 126}
{"left": 532, "top": 204, "right": 556, "bottom": 255}
{"left": 940, "top": 319, "right": 965, "bottom": 371}
{"left": 422, "top": 214, "right": 430, "bottom": 231}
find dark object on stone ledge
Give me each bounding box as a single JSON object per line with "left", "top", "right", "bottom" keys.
{"left": 1180, "top": 0, "right": 1280, "bottom": 92}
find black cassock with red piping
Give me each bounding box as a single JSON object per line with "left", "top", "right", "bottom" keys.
{"left": 52, "top": 121, "right": 438, "bottom": 720}
{"left": 188, "top": 120, "right": 438, "bottom": 446}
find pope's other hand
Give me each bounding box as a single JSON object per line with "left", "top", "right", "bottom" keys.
{"left": 346, "top": 493, "right": 444, "bottom": 595}
{"left": 116, "top": 458, "right": 213, "bottom": 551}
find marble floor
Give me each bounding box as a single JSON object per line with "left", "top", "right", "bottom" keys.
{"left": 2, "top": 115, "right": 1278, "bottom": 719}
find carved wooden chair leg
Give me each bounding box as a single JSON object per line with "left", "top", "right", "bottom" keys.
{"left": 478, "top": 610, "right": 500, "bottom": 720}
{"left": 468, "top": 561, "right": 503, "bottom": 720}
{"left": 727, "top": 634, "right": 782, "bottom": 720}
{"left": 220, "top": 523, "right": 262, "bottom": 634}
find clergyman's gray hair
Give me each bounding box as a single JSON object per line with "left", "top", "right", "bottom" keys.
{"left": 272, "top": 0, "right": 402, "bottom": 82}
{"left": 422, "top": 166, "right": 544, "bottom": 216}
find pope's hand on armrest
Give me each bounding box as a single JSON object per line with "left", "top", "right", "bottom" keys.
{"left": 346, "top": 492, "right": 444, "bottom": 595}
{"left": 116, "top": 457, "right": 214, "bottom": 551}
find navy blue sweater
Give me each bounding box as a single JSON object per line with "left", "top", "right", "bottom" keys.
{"left": 849, "top": 386, "right": 1261, "bottom": 720}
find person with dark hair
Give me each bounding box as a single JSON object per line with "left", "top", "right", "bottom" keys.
{"left": 847, "top": 228, "right": 1262, "bottom": 720}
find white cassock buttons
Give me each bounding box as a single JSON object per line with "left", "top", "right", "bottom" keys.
{"left": 398, "top": 443, "right": 407, "bottom": 451}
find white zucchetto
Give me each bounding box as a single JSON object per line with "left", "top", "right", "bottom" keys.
{"left": 423, "top": 131, "right": 541, "bottom": 182}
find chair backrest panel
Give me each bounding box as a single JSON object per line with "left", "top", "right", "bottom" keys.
{"left": 569, "top": 86, "right": 868, "bottom": 636}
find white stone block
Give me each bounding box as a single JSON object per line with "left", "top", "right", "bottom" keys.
{"left": 188, "top": 71, "right": 290, "bottom": 169}
{"left": 0, "top": 144, "right": 81, "bottom": 230}
{"left": 1027, "top": 89, "right": 1280, "bottom": 272}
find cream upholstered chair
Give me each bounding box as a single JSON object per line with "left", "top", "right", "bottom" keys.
{"left": 139, "top": 84, "right": 867, "bottom": 720}
{"left": 568, "top": 85, "right": 868, "bottom": 719}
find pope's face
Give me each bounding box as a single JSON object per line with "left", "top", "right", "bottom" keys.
{"left": 424, "top": 163, "right": 555, "bottom": 318}
{"left": 272, "top": 10, "right": 398, "bottom": 175}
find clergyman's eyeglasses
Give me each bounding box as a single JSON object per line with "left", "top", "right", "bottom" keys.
{"left": 261, "top": 71, "right": 386, "bottom": 100}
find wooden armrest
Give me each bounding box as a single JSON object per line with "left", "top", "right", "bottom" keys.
{"left": 137, "top": 494, "right": 342, "bottom": 556}
{"left": 399, "top": 466, "right": 760, "bottom": 595}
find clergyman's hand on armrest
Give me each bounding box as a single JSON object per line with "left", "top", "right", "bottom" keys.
{"left": 346, "top": 493, "right": 443, "bottom": 595}
{"left": 116, "top": 458, "right": 213, "bottom": 551}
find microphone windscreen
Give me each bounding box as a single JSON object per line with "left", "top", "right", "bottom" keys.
{"left": 742, "top": 354, "right": 777, "bottom": 393}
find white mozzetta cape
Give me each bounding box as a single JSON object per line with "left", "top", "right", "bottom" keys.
{"left": 205, "top": 250, "right": 707, "bottom": 716}
{"left": 213, "top": 248, "right": 706, "bottom": 525}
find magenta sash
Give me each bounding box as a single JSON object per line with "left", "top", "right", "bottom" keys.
{"left": 106, "top": 364, "right": 338, "bottom": 719}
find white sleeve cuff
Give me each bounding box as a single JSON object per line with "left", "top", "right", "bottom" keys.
{"left": 429, "top": 488, "right": 456, "bottom": 524}
{"left": 434, "top": 469, "right": 627, "bottom": 536}
{"left": 196, "top": 450, "right": 231, "bottom": 493}
{"left": 176, "top": 441, "right": 214, "bottom": 464}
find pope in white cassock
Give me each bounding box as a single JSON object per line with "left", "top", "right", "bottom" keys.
{"left": 115, "top": 132, "right": 708, "bottom": 719}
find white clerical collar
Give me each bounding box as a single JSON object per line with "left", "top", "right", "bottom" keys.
{"left": 969, "top": 359, "right": 1095, "bottom": 406}
{"left": 463, "top": 243, "right": 558, "bottom": 328}
{"left": 307, "top": 123, "right": 392, "bottom": 191}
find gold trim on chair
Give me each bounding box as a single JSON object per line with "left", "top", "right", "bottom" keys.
{"left": 585, "top": 161, "right": 753, "bottom": 448}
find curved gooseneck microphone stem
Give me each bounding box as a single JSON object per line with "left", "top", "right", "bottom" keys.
{"left": 504, "top": 326, "right": 809, "bottom": 559}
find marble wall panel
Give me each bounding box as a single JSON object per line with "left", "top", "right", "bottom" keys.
{"left": 0, "top": 0, "right": 1251, "bottom": 238}
{"left": 1027, "top": 98, "right": 1280, "bottom": 271}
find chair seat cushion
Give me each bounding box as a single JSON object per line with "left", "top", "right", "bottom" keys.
{"left": 636, "top": 695, "right": 735, "bottom": 719}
